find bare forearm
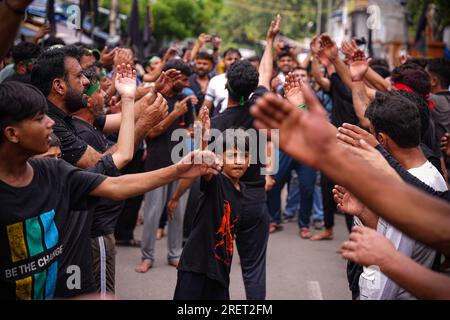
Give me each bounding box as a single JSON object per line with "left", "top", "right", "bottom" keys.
{"left": 351, "top": 82, "right": 371, "bottom": 128}
{"left": 331, "top": 58, "right": 352, "bottom": 90}
{"left": 258, "top": 38, "right": 274, "bottom": 88}
{"left": 365, "top": 68, "right": 390, "bottom": 92}
{"left": 111, "top": 98, "right": 135, "bottom": 169}
{"left": 190, "top": 41, "right": 203, "bottom": 62}
{"left": 143, "top": 65, "right": 163, "bottom": 83}
{"left": 91, "top": 165, "right": 180, "bottom": 200}
{"left": 357, "top": 207, "right": 379, "bottom": 230}
{"left": 172, "top": 178, "right": 195, "bottom": 200}
{"left": 320, "top": 145, "right": 450, "bottom": 255}
{"left": 380, "top": 250, "right": 450, "bottom": 300}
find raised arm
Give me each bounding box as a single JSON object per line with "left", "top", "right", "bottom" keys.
{"left": 258, "top": 14, "right": 281, "bottom": 89}
{"left": 349, "top": 49, "right": 372, "bottom": 129}
{"left": 111, "top": 63, "right": 137, "bottom": 169}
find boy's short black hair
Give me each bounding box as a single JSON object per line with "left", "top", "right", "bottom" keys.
{"left": 365, "top": 92, "right": 421, "bottom": 148}
{"left": 221, "top": 128, "right": 250, "bottom": 154}
{"left": 195, "top": 52, "right": 214, "bottom": 63}
{"left": 391, "top": 63, "right": 431, "bottom": 97}
{"left": 31, "top": 46, "right": 80, "bottom": 97}
{"left": 395, "top": 90, "right": 430, "bottom": 139}
{"left": 427, "top": 58, "right": 450, "bottom": 89}
{"left": 0, "top": 82, "right": 48, "bottom": 143}
{"left": 223, "top": 48, "right": 241, "bottom": 59}
{"left": 162, "top": 59, "right": 192, "bottom": 76}
{"left": 226, "top": 60, "right": 259, "bottom": 102}
{"left": 12, "top": 42, "right": 41, "bottom": 64}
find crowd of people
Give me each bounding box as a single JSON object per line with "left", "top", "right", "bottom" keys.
{"left": 0, "top": 0, "right": 450, "bottom": 301}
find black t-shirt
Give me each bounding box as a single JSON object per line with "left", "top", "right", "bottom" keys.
{"left": 189, "top": 74, "right": 208, "bottom": 114}
{"left": 178, "top": 174, "right": 244, "bottom": 288}
{"left": 71, "top": 117, "right": 124, "bottom": 238}
{"left": 329, "top": 74, "right": 359, "bottom": 128}
{"left": 210, "top": 86, "right": 268, "bottom": 187}
{"left": 0, "top": 158, "right": 106, "bottom": 300}
{"left": 47, "top": 101, "right": 89, "bottom": 165}
{"left": 145, "top": 93, "right": 194, "bottom": 171}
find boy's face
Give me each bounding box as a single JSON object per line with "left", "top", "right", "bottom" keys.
{"left": 6, "top": 112, "right": 55, "bottom": 155}
{"left": 222, "top": 148, "right": 250, "bottom": 180}
{"left": 34, "top": 146, "right": 62, "bottom": 159}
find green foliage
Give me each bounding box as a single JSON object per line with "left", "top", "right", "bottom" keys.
{"left": 407, "top": 0, "right": 450, "bottom": 39}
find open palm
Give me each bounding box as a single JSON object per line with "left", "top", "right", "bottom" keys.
{"left": 115, "top": 63, "right": 137, "bottom": 99}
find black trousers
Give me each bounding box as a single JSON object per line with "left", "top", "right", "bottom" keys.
{"left": 174, "top": 271, "right": 229, "bottom": 300}
{"left": 236, "top": 186, "right": 270, "bottom": 300}
{"left": 114, "top": 149, "right": 145, "bottom": 241}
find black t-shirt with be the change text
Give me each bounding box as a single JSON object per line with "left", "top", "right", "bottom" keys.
{"left": 0, "top": 158, "right": 106, "bottom": 300}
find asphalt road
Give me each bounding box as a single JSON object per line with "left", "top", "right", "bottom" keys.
{"left": 115, "top": 213, "right": 351, "bottom": 300}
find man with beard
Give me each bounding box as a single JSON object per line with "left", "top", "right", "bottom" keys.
{"left": 30, "top": 45, "right": 168, "bottom": 169}
{"left": 189, "top": 52, "right": 214, "bottom": 115}
{"left": 136, "top": 59, "right": 196, "bottom": 273}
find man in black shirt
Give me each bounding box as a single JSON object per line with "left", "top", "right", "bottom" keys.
{"left": 137, "top": 59, "right": 195, "bottom": 273}
{"left": 0, "top": 81, "right": 221, "bottom": 300}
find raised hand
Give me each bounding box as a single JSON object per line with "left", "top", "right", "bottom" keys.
{"left": 339, "top": 226, "right": 396, "bottom": 268}
{"left": 115, "top": 63, "right": 137, "bottom": 100}
{"left": 114, "top": 48, "right": 133, "bottom": 68}
{"left": 266, "top": 14, "right": 281, "bottom": 41}
{"left": 175, "top": 150, "right": 222, "bottom": 179}
{"left": 441, "top": 133, "right": 450, "bottom": 157}
{"left": 155, "top": 69, "right": 182, "bottom": 96}
{"left": 198, "top": 105, "right": 210, "bottom": 141}
{"left": 341, "top": 40, "right": 358, "bottom": 60}
{"left": 349, "top": 49, "right": 371, "bottom": 81}
{"left": 174, "top": 96, "right": 194, "bottom": 116}
{"left": 100, "top": 47, "right": 117, "bottom": 67}
{"left": 167, "top": 198, "right": 179, "bottom": 220}
{"left": 139, "top": 92, "right": 169, "bottom": 128}
{"left": 310, "top": 35, "right": 321, "bottom": 55}
{"left": 250, "top": 93, "right": 334, "bottom": 168}
{"left": 318, "top": 33, "right": 339, "bottom": 62}
{"left": 337, "top": 123, "right": 379, "bottom": 148}
{"left": 284, "top": 72, "right": 305, "bottom": 107}
{"left": 333, "top": 185, "right": 365, "bottom": 216}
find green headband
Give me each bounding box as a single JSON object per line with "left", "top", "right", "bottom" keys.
{"left": 86, "top": 82, "right": 100, "bottom": 97}
{"left": 227, "top": 84, "right": 246, "bottom": 107}
{"left": 97, "top": 69, "right": 107, "bottom": 79}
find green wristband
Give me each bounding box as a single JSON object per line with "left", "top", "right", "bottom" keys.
{"left": 297, "top": 103, "right": 307, "bottom": 110}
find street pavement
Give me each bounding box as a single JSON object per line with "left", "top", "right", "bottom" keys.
{"left": 115, "top": 213, "right": 351, "bottom": 300}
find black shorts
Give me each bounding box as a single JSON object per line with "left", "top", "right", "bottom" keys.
{"left": 173, "top": 270, "right": 230, "bottom": 300}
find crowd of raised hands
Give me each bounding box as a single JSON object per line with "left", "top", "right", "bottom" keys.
{"left": 251, "top": 32, "right": 450, "bottom": 299}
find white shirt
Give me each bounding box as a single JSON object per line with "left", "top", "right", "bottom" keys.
{"left": 205, "top": 73, "right": 228, "bottom": 114}
{"left": 359, "top": 161, "right": 448, "bottom": 300}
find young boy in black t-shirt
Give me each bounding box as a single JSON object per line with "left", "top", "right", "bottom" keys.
{"left": 172, "top": 133, "right": 250, "bottom": 300}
